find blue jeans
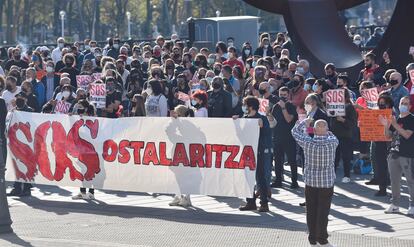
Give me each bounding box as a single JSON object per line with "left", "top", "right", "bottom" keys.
{"left": 247, "top": 148, "right": 272, "bottom": 204}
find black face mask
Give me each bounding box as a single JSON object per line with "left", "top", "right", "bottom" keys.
{"left": 214, "top": 69, "right": 221, "bottom": 76}
{"left": 16, "top": 98, "right": 25, "bottom": 108}
{"left": 166, "top": 65, "right": 174, "bottom": 70}
{"left": 6, "top": 84, "right": 12, "bottom": 91}
{"left": 337, "top": 84, "right": 344, "bottom": 88}
{"left": 194, "top": 61, "right": 201, "bottom": 67}
{"left": 275, "top": 52, "right": 281, "bottom": 58}
{"left": 259, "top": 89, "right": 266, "bottom": 95}
{"left": 389, "top": 79, "right": 399, "bottom": 86}
{"left": 66, "top": 61, "right": 74, "bottom": 67}
{"left": 275, "top": 75, "right": 282, "bottom": 80}
{"left": 365, "top": 63, "right": 373, "bottom": 69}
{"left": 283, "top": 78, "right": 290, "bottom": 84}
{"left": 378, "top": 104, "right": 387, "bottom": 109}
{"left": 212, "top": 82, "right": 221, "bottom": 90}
{"left": 14, "top": 55, "right": 21, "bottom": 60}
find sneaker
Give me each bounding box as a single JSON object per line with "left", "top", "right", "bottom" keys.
{"left": 374, "top": 190, "right": 387, "bottom": 197}
{"left": 342, "top": 177, "right": 351, "bottom": 183}
{"left": 239, "top": 203, "right": 257, "bottom": 211}
{"left": 365, "top": 179, "right": 379, "bottom": 185}
{"left": 72, "top": 192, "right": 89, "bottom": 200}
{"left": 290, "top": 181, "right": 299, "bottom": 189}
{"left": 318, "top": 243, "right": 335, "bottom": 247}
{"left": 271, "top": 181, "right": 283, "bottom": 188}
{"left": 407, "top": 206, "right": 414, "bottom": 216}
{"left": 384, "top": 204, "right": 399, "bottom": 214}
{"left": 258, "top": 204, "right": 269, "bottom": 212}
{"left": 87, "top": 192, "right": 95, "bottom": 200}
{"left": 169, "top": 195, "right": 181, "bottom": 206}
{"left": 178, "top": 195, "right": 192, "bottom": 207}
{"left": 7, "top": 189, "right": 21, "bottom": 197}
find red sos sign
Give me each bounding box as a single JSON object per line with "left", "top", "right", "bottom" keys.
{"left": 90, "top": 83, "right": 106, "bottom": 97}
{"left": 325, "top": 89, "right": 345, "bottom": 103}
{"left": 361, "top": 88, "right": 379, "bottom": 102}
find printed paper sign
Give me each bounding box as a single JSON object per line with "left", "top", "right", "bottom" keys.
{"left": 6, "top": 112, "right": 259, "bottom": 197}
{"left": 361, "top": 88, "right": 379, "bottom": 109}
{"left": 325, "top": 89, "right": 346, "bottom": 117}
{"left": 258, "top": 98, "right": 269, "bottom": 116}
{"left": 76, "top": 75, "right": 93, "bottom": 91}
{"left": 89, "top": 83, "right": 106, "bottom": 109}
{"left": 54, "top": 100, "right": 71, "bottom": 114}
{"left": 410, "top": 70, "right": 414, "bottom": 95}
{"left": 359, "top": 109, "right": 392, "bottom": 141}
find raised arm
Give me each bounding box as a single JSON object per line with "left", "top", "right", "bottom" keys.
{"left": 291, "top": 119, "right": 312, "bottom": 148}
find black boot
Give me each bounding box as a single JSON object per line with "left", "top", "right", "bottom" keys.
{"left": 239, "top": 202, "right": 257, "bottom": 211}
{"left": 375, "top": 187, "right": 387, "bottom": 197}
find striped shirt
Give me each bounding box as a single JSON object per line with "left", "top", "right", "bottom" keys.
{"left": 291, "top": 120, "right": 339, "bottom": 188}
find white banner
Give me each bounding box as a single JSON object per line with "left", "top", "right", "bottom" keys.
{"left": 5, "top": 112, "right": 259, "bottom": 197}
{"left": 89, "top": 83, "right": 106, "bottom": 109}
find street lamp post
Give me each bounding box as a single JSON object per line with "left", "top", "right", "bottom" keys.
{"left": 126, "top": 11, "right": 131, "bottom": 39}
{"left": 216, "top": 10, "right": 221, "bottom": 42}
{"left": 0, "top": 137, "right": 13, "bottom": 234}
{"left": 60, "top": 10, "right": 66, "bottom": 38}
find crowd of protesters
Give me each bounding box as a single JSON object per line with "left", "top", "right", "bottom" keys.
{"left": 1, "top": 31, "right": 414, "bottom": 242}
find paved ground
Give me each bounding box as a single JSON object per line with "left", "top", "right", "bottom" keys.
{"left": 1, "top": 170, "right": 414, "bottom": 247}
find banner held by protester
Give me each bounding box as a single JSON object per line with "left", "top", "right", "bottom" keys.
{"left": 325, "top": 89, "right": 346, "bottom": 117}
{"left": 5, "top": 111, "right": 259, "bottom": 198}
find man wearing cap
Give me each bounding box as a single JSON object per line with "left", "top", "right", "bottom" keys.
{"left": 7, "top": 92, "right": 33, "bottom": 197}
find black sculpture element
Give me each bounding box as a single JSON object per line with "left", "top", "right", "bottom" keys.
{"left": 243, "top": 0, "right": 414, "bottom": 79}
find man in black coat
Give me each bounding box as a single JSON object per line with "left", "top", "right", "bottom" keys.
{"left": 207, "top": 77, "right": 232, "bottom": 118}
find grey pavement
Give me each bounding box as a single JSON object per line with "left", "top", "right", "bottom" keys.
{"left": 1, "top": 171, "right": 414, "bottom": 247}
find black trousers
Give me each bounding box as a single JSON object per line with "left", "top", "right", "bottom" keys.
{"left": 335, "top": 137, "right": 353, "bottom": 178}
{"left": 374, "top": 142, "right": 390, "bottom": 190}
{"left": 273, "top": 138, "right": 297, "bottom": 183}
{"left": 13, "top": 182, "right": 32, "bottom": 192}
{"left": 305, "top": 186, "right": 334, "bottom": 245}
{"left": 80, "top": 188, "right": 95, "bottom": 194}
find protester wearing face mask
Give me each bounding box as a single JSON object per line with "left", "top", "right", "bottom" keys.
{"left": 93, "top": 48, "right": 104, "bottom": 73}
{"left": 102, "top": 77, "right": 122, "bottom": 118}
{"left": 221, "top": 64, "right": 240, "bottom": 95}
{"left": 269, "top": 86, "right": 298, "bottom": 188}
{"left": 384, "top": 72, "right": 409, "bottom": 115}
{"left": 84, "top": 40, "right": 98, "bottom": 60}
{"left": 215, "top": 41, "right": 228, "bottom": 62}
{"left": 41, "top": 61, "right": 60, "bottom": 102}
{"left": 238, "top": 96, "right": 272, "bottom": 212}
{"left": 6, "top": 92, "right": 34, "bottom": 197}
{"left": 296, "top": 59, "right": 313, "bottom": 80}
{"left": 254, "top": 37, "right": 273, "bottom": 58}
{"left": 51, "top": 37, "right": 66, "bottom": 64}
{"left": 59, "top": 53, "right": 80, "bottom": 89}
{"left": 207, "top": 77, "right": 232, "bottom": 118}
{"left": 258, "top": 82, "right": 279, "bottom": 109}
{"left": 287, "top": 74, "right": 308, "bottom": 112}
{"left": 191, "top": 90, "right": 208, "bottom": 117}
{"left": 72, "top": 99, "right": 97, "bottom": 200}
{"left": 368, "top": 94, "right": 394, "bottom": 197}
{"left": 241, "top": 43, "right": 253, "bottom": 64}
{"left": 2, "top": 76, "right": 21, "bottom": 111}
{"left": 336, "top": 74, "right": 356, "bottom": 102}
{"left": 353, "top": 35, "right": 363, "bottom": 48}
{"left": 403, "top": 63, "right": 414, "bottom": 112}
{"left": 20, "top": 80, "right": 39, "bottom": 112}
{"left": 55, "top": 84, "right": 75, "bottom": 106}
{"left": 5, "top": 48, "right": 29, "bottom": 72}
{"left": 223, "top": 47, "right": 244, "bottom": 73}
{"left": 272, "top": 45, "right": 283, "bottom": 65}
{"left": 107, "top": 38, "right": 120, "bottom": 59}
{"left": 380, "top": 96, "right": 414, "bottom": 216}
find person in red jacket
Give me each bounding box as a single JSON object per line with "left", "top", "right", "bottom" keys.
{"left": 403, "top": 63, "right": 414, "bottom": 112}
{"left": 223, "top": 46, "right": 244, "bottom": 73}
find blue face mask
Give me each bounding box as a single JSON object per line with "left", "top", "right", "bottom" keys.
{"left": 399, "top": 105, "right": 409, "bottom": 114}
{"left": 191, "top": 100, "right": 197, "bottom": 106}
{"left": 304, "top": 84, "right": 311, "bottom": 91}
{"left": 296, "top": 67, "right": 305, "bottom": 74}
{"left": 312, "top": 84, "right": 319, "bottom": 92}
{"left": 242, "top": 105, "right": 248, "bottom": 114}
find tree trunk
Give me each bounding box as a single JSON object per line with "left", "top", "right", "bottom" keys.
{"left": 6, "top": 0, "right": 13, "bottom": 44}
{"left": 145, "top": 0, "right": 152, "bottom": 38}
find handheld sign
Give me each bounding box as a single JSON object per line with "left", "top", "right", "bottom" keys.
{"left": 76, "top": 75, "right": 93, "bottom": 91}
{"left": 54, "top": 100, "right": 71, "bottom": 114}
{"left": 361, "top": 88, "right": 379, "bottom": 109}
{"left": 258, "top": 98, "right": 269, "bottom": 116}
{"left": 325, "top": 89, "right": 346, "bottom": 117}
{"left": 410, "top": 70, "right": 414, "bottom": 94}
{"left": 359, "top": 109, "right": 392, "bottom": 142}
{"left": 90, "top": 83, "right": 106, "bottom": 109}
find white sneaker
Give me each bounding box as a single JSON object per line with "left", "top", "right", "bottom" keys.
{"left": 72, "top": 193, "right": 88, "bottom": 200}
{"left": 169, "top": 195, "right": 181, "bottom": 206}
{"left": 342, "top": 177, "right": 351, "bottom": 183}
{"left": 179, "top": 195, "right": 192, "bottom": 207}
{"left": 318, "top": 243, "right": 335, "bottom": 247}
{"left": 407, "top": 206, "right": 414, "bottom": 215}
{"left": 384, "top": 204, "right": 400, "bottom": 214}
{"left": 87, "top": 192, "right": 95, "bottom": 200}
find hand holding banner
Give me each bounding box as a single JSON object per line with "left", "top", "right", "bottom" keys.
{"left": 361, "top": 88, "right": 379, "bottom": 109}
{"left": 54, "top": 100, "right": 71, "bottom": 114}
{"left": 76, "top": 75, "right": 93, "bottom": 91}
{"left": 258, "top": 98, "right": 269, "bottom": 116}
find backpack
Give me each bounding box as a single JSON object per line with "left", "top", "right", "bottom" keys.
{"left": 352, "top": 159, "right": 372, "bottom": 175}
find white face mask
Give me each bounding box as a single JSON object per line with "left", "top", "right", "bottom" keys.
{"left": 58, "top": 43, "right": 64, "bottom": 49}
{"left": 113, "top": 44, "right": 120, "bottom": 49}
{"left": 46, "top": 66, "right": 54, "bottom": 73}
{"left": 208, "top": 58, "right": 215, "bottom": 65}
{"left": 269, "top": 86, "right": 275, "bottom": 94}
{"left": 62, "top": 91, "right": 70, "bottom": 98}
{"left": 206, "top": 77, "right": 213, "bottom": 85}
{"left": 85, "top": 45, "right": 90, "bottom": 50}
{"left": 353, "top": 40, "right": 362, "bottom": 46}
{"left": 228, "top": 42, "right": 234, "bottom": 47}
{"left": 264, "top": 44, "right": 269, "bottom": 49}
{"left": 305, "top": 104, "right": 313, "bottom": 113}
{"left": 244, "top": 49, "right": 251, "bottom": 56}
